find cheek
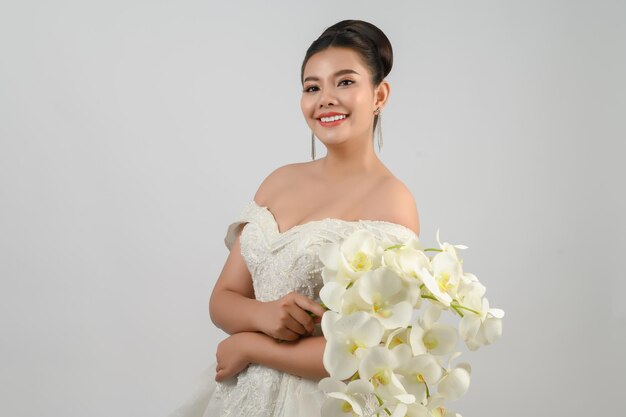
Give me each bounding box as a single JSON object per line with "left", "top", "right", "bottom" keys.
{"left": 354, "top": 90, "right": 373, "bottom": 108}
{"left": 301, "top": 97, "right": 315, "bottom": 115}
{"left": 346, "top": 90, "right": 372, "bottom": 114}
{"left": 350, "top": 100, "right": 371, "bottom": 120}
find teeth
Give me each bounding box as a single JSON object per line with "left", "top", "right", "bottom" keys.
{"left": 320, "top": 114, "right": 347, "bottom": 122}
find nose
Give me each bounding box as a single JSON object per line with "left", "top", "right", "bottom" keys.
{"left": 317, "top": 89, "right": 338, "bottom": 108}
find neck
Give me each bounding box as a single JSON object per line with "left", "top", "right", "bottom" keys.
{"left": 318, "top": 132, "right": 381, "bottom": 182}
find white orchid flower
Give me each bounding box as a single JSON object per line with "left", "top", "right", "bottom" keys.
{"left": 373, "top": 401, "right": 446, "bottom": 417}
{"left": 435, "top": 229, "right": 468, "bottom": 262}
{"left": 358, "top": 345, "right": 411, "bottom": 404}
{"left": 432, "top": 408, "right": 462, "bottom": 417}
{"left": 417, "top": 247, "right": 463, "bottom": 307}
{"left": 383, "top": 245, "right": 431, "bottom": 308}
{"left": 458, "top": 295, "right": 504, "bottom": 351}
{"left": 455, "top": 272, "right": 486, "bottom": 304}
{"left": 428, "top": 400, "right": 463, "bottom": 417}
{"left": 418, "top": 267, "right": 453, "bottom": 307}
{"left": 396, "top": 352, "right": 443, "bottom": 405}
{"left": 383, "top": 396, "right": 461, "bottom": 417}
{"left": 382, "top": 243, "right": 429, "bottom": 280}
{"left": 409, "top": 304, "right": 458, "bottom": 356}
{"left": 357, "top": 267, "right": 414, "bottom": 329}
{"left": 322, "top": 311, "right": 384, "bottom": 380}
{"left": 381, "top": 402, "right": 424, "bottom": 417}
{"left": 319, "top": 230, "right": 382, "bottom": 286}
{"left": 320, "top": 281, "right": 348, "bottom": 313}
{"left": 339, "top": 284, "right": 372, "bottom": 316}
{"left": 373, "top": 383, "right": 451, "bottom": 417}
{"left": 436, "top": 361, "right": 471, "bottom": 402}
{"left": 434, "top": 251, "right": 463, "bottom": 296}
{"left": 384, "top": 326, "right": 412, "bottom": 350}
{"left": 318, "top": 377, "right": 374, "bottom": 417}
{"left": 398, "top": 402, "right": 434, "bottom": 417}
{"left": 368, "top": 402, "right": 416, "bottom": 417}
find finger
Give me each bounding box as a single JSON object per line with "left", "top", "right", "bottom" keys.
{"left": 277, "top": 327, "right": 301, "bottom": 341}
{"left": 284, "top": 312, "right": 308, "bottom": 336}
{"left": 294, "top": 294, "right": 326, "bottom": 317}
{"left": 289, "top": 306, "right": 315, "bottom": 334}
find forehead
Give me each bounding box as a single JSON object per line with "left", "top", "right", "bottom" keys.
{"left": 303, "top": 47, "right": 368, "bottom": 78}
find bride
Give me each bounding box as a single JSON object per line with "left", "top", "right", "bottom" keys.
{"left": 168, "top": 19, "right": 420, "bottom": 417}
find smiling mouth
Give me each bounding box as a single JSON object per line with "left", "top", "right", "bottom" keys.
{"left": 317, "top": 114, "right": 349, "bottom": 127}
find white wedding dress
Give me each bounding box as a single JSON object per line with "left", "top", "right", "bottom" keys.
{"left": 167, "top": 200, "right": 418, "bottom": 417}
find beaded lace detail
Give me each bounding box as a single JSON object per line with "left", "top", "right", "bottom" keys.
{"left": 210, "top": 200, "right": 419, "bottom": 416}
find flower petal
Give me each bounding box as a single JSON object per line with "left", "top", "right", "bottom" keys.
{"left": 318, "top": 377, "right": 346, "bottom": 394}
{"left": 323, "top": 338, "right": 359, "bottom": 380}
{"left": 438, "top": 367, "right": 470, "bottom": 401}
{"left": 320, "top": 281, "right": 347, "bottom": 313}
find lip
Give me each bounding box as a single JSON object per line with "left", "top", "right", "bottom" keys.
{"left": 317, "top": 112, "right": 349, "bottom": 127}
{"left": 317, "top": 111, "right": 348, "bottom": 118}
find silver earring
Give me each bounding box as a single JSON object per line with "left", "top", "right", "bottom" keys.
{"left": 311, "top": 131, "right": 316, "bottom": 160}
{"left": 374, "top": 108, "right": 383, "bottom": 152}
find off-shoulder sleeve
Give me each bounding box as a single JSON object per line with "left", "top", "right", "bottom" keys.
{"left": 224, "top": 201, "right": 262, "bottom": 251}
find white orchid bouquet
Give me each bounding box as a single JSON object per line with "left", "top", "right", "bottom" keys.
{"left": 317, "top": 229, "right": 504, "bottom": 417}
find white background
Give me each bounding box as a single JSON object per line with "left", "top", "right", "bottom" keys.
{"left": 1, "top": 1, "right": 624, "bottom": 416}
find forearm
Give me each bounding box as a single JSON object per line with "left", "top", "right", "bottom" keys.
{"left": 209, "top": 289, "right": 263, "bottom": 334}
{"left": 248, "top": 333, "right": 329, "bottom": 381}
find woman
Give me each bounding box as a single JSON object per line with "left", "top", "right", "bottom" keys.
{"left": 168, "top": 19, "right": 420, "bottom": 417}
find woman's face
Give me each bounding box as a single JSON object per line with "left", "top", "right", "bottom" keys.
{"left": 301, "top": 47, "right": 386, "bottom": 149}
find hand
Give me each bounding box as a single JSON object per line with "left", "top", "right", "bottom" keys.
{"left": 255, "top": 291, "right": 326, "bottom": 342}
{"left": 215, "top": 332, "right": 255, "bottom": 382}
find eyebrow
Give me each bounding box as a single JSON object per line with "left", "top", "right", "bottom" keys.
{"left": 303, "top": 69, "right": 360, "bottom": 83}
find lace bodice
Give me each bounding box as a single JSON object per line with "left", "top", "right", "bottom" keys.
{"left": 211, "top": 200, "right": 419, "bottom": 417}
{"left": 224, "top": 200, "right": 418, "bottom": 303}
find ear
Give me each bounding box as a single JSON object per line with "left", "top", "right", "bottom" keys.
{"left": 374, "top": 80, "right": 390, "bottom": 110}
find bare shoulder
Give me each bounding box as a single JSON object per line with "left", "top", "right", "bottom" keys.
{"left": 252, "top": 162, "right": 306, "bottom": 205}
{"left": 369, "top": 176, "right": 420, "bottom": 236}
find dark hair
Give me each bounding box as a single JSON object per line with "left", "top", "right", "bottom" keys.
{"left": 301, "top": 20, "right": 393, "bottom": 131}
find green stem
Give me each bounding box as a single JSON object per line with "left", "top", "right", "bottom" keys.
{"left": 424, "top": 247, "right": 443, "bottom": 252}
{"left": 385, "top": 244, "right": 405, "bottom": 251}
{"left": 451, "top": 304, "right": 464, "bottom": 317}
{"left": 451, "top": 302, "right": 480, "bottom": 315}
{"left": 421, "top": 294, "right": 438, "bottom": 302}
{"left": 374, "top": 394, "right": 392, "bottom": 416}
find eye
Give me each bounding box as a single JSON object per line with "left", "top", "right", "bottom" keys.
{"left": 302, "top": 79, "right": 354, "bottom": 93}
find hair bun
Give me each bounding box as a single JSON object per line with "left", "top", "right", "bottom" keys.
{"left": 301, "top": 19, "right": 393, "bottom": 86}
{"left": 337, "top": 20, "right": 393, "bottom": 78}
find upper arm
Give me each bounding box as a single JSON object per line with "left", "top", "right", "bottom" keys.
{"left": 211, "top": 230, "right": 255, "bottom": 302}
{"left": 376, "top": 178, "right": 420, "bottom": 236}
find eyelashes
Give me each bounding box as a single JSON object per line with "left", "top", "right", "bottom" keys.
{"left": 303, "top": 79, "right": 355, "bottom": 93}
